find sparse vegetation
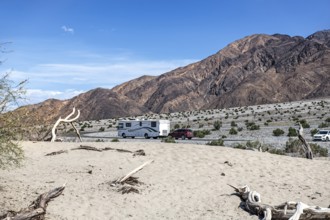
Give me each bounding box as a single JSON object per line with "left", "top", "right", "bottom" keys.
{"left": 193, "top": 130, "right": 211, "bottom": 138}
{"left": 161, "top": 136, "right": 176, "bottom": 143}
{"left": 273, "top": 128, "right": 285, "bottom": 136}
{"left": 111, "top": 138, "right": 119, "bottom": 142}
{"left": 206, "top": 139, "right": 224, "bottom": 146}
{"left": 245, "top": 121, "right": 260, "bottom": 130}
{"left": 287, "top": 127, "right": 298, "bottom": 137}
{"left": 229, "top": 128, "right": 238, "bottom": 135}
{"left": 0, "top": 73, "right": 26, "bottom": 169}
{"left": 213, "top": 120, "right": 222, "bottom": 130}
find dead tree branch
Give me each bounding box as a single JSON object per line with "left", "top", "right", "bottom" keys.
{"left": 230, "top": 184, "right": 330, "bottom": 220}
{"left": 1, "top": 184, "right": 65, "bottom": 220}
{"left": 298, "top": 123, "right": 313, "bottom": 159}
{"left": 51, "top": 107, "right": 81, "bottom": 142}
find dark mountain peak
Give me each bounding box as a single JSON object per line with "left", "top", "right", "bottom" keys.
{"left": 307, "top": 30, "right": 330, "bottom": 46}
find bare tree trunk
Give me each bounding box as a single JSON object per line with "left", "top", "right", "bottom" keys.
{"left": 298, "top": 123, "right": 313, "bottom": 159}
{"left": 51, "top": 108, "right": 81, "bottom": 142}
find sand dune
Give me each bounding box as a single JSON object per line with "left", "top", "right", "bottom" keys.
{"left": 1, "top": 141, "right": 329, "bottom": 219}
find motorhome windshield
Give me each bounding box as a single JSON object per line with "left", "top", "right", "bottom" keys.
{"left": 318, "top": 131, "right": 328, "bottom": 134}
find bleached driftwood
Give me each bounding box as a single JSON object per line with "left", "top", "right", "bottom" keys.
{"left": 51, "top": 107, "right": 81, "bottom": 142}
{"left": 113, "top": 160, "right": 154, "bottom": 185}
{"left": 297, "top": 123, "right": 313, "bottom": 159}
{"left": 229, "top": 184, "right": 330, "bottom": 220}
{"left": 0, "top": 184, "right": 65, "bottom": 220}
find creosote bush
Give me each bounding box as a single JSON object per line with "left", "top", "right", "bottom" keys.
{"left": 213, "top": 120, "right": 222, "bottom": 130}
{"left": 206, "top": 139, "right": 224, "bottom": 146}
{"left": 285, "top": 138, "right": 328, "bottom": 157}
{"left": 193, "top": 129, "right": 211, "bottom": 138}
{"left": 161, "top": 136, "right": 176, "bottom": 143}
{"left": 229, "top": 127, "right": 238, "bottom": 135}
{"left": 287, "top": 127, "right": 298, "bottom": 137}
{"left": 273, "top": 128, "right": 285, "bottom": 136}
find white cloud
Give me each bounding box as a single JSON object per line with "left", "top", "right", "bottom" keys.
{"left": 61, "top": 25, "right": 74, "bottom": 34}
{"left": 24, "top": 89, "right": 84, "bottom": 105}
{"left": 9, "top": 58, "right": 198, "bottom": 105}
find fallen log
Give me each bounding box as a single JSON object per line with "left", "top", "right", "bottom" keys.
{"left": 1, "top": 184, "right": 65, "bottom": 220}
{"left": 230, "top": 184, "right": 330, "bottom": 220}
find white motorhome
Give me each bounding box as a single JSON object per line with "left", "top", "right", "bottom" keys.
{"left": 117, "top": 120, "right": 170, "bottom": 139}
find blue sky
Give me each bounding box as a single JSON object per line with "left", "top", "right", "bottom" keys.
{"left": 0, "top": 0, "right": 329, "bottom": 105}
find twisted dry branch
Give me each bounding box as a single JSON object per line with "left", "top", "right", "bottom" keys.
{"left": 229, "top": 184, "right": 330, "bottom": 220}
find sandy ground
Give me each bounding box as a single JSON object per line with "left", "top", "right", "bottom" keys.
{"left": 1, "top": 141, "right": 329, "bottom": 220}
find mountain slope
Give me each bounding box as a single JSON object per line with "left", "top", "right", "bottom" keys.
{"left": 15, "top": 30, "right": 330, "bottom": 124}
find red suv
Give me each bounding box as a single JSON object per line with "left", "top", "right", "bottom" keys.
{"left": 169, "top": 129, "right": 193, "bottom": 140}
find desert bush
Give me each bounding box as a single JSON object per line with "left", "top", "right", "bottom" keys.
{"left": 99, "top": 127, "right": 105, "bottom": 132}
{"left": 245, "top": 121, "right": 260, "bottom": 130}
{"left": 310, "top": 143, "right": 328, "bottom": 157}
{"left": 237, "top": 127, "right": 243, "bottom": 132}
{"left": 287, "top": 127, "right": 298, "bottom": 137}
{"left": 193, "top": 129, "right": 211, "bottom": 138}
{"left": 0, "top": 73, "right": 26, "bottom": 169}
{"left": 174, "top": 123, "right": 180, "bottom": 129}
{"left": 325, "top": 117, "right": 330, "bottom": 123}
{"left": 310, "top": 128, "right": 319, "bottom": 136}
{"left": 318, "top": 122, "right": 329, "bottom": 128}
{"left": 111, "top": 138, "right": 119, "bottom": 142}
{"left": 161, "top": 136, "right": 176, "bottom": 143}
{"left": 231, "top": 121, "right": 237, "bottom": 127}
{"left": 273, "top": 128, "right": 285, "bottom": 136}
{"left": 299, "top": 119, "right": 310, "bottom": 128}
{"left": 229, "top": 128, "right": 238, "bottom": 135}
{"left": 206, "top": 139, "right": 224, "bottom": 146}
{"left": 285, "top": 138, "right": 328, "bottom": 157}
{"left": 213, "top": 120, "right": 222, "bottom": 130}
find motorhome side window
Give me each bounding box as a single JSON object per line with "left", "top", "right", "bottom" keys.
{"left": 118, "top": 123, "right": 123, "bottom": 129}
{"left": 126, "top": 122, "right": 131, "bottom": 127}
{"left": 151, "top": 121, "right": 157, "bottom": 127}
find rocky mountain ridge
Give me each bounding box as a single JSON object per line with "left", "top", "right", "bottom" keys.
{"left": 15, "top": 30, "right": 330, "bottom": 125}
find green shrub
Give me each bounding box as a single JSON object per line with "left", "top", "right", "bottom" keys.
{"left": 273, "top": 128, "right": 285, "bottom": 136}
{"left": 237, "top": 127, "right": 243, "bottom": 132}
{"left": 231, "top": 121, "right": 237, "bottom": 127}
{"left": 229, "top": 128, "right": 238, "bottom": 135}
{"left": 318, "top": 122, "right": 329, "bottom": 128}
{"left": 284, "top": 139, "right": 328, "bottom": 157}
{"left": 287, "top": 127, "right": 298, "bottom": 137}
{"left": 325, "top": 117, "right": 330, "bottom": 123}
{"left": 111, "top": 138, "right": 119, "bottom": 142}
{"left": 213, "top": 120, "right": 222, "bottom": 130}
{"left": 193, "top": 130, "right": 211, "bottom": 138}
{"left": 246, "top": 122, "right": 260, "bottom": 130}
{"left": 268, "top": 148, "right": 285, "bottom": 155}
{"left": 99, "top": 127, "right": 105, "bottom": 132}
{"left": 310, "top": 143, "right": 328, "bottom": 157}
{"left": 174, "top": 124, "right": 180, "bottom": 129}
{"left": 310, "top": 128, "right": 319, "bottom": 136}
{"left": 299, "top": 119, "right": 310, "bottom": 128}
{"left": 206, "top": 139, "right": 224, "bottom": 146}
{"left": 161, "top": 136, "right": 176, "bottom": 143}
